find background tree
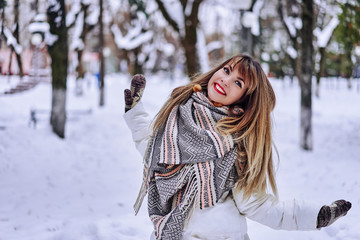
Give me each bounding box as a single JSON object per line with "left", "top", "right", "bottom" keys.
{"left": 299, "top": 0, "right": 314, "bottom": 150}
{"left": 110, "top": 0, "right": 153, "bottom": 75}
{"left": 47, "top": 0, "right": 68, "bottom": 138}
{"left": 237, "top": 0, "right": 263, "bottom": 58}
{"left": 11, "top": 0, "right": 23, "bottom": 77}
{"left": 155, "top": 0, "right": 204, "bottom": 78}
{"left": 313, "top": 1, "right": 340, "bottom": 97}
{"left": 334, "top": 0, "right": 360, "bottom": 88}
{"left": 0, "top": 0, "right": 23, "bottom": 77}
{"left": 99, "top": 0, "right": 105, "bottom": 106}
{"left": 278, "top": 0, "right": 314, "bottom": 150}
{"left": 0, "top": 0, "right": 6, "bottom": 48}
{"left": 67, "top": 0, "right": 97, "bottom": 96}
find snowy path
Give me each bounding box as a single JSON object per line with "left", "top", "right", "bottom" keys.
{"left": 0, "top": 74, "right": 359, "bottom": 240}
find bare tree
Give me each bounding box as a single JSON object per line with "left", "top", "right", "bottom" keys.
{"left": 0, "top": 0, "right": 23, "bottom": 77}
{"left": 155, "top": 0, "right": 203, "bottom": 78}
{"left": 0, "top": 0, "right": 4, "bottom": 48}
{"left": 12, "top": 0, "right": 23, "bottom": 77}
{"left": 299, "top": 0, "right": 314, "bottom": 150}
{"left": 68, "top": 1, "right": 97, "bottom": 96}
{"left": 278, "top": 0, "right": 314, "bottom": 150}
{"left": 47, "top": 0, "right": 68, "bottom": 138}
{"left": 99, "top": 0, "right": 105, "bottom": 106}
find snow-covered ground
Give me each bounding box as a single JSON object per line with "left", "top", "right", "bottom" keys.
{"left": 0, "top": 74, "right": 359, "bottom": 240}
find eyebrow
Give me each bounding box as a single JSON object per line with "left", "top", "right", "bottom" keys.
{"left": 237, "top": 76, "right": 245, "bottom": 82}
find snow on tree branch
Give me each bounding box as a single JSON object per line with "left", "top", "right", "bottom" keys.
{"left": 284, "top": 16, "right": 302, "bottom": 37}
{"left": 66, "top": 1, "right": 81, "bottom": 27}
{"left": 85, "top": 5, "right": 99, "bottom": 25}
{"left": 286, "top": 45, "right": 297, "bottom": 59}
{"left": 184, "top": 0, "right": 194, "bottom": 17}
{"left": 70, "top": 11, "right": 84, "bottom": 50}
{"left": 207, "top": 41, "right": 222, "bottom": 53}
{"left": 196, "top": 27, "right": 209, "bottom": 72}
{"left": 155, "top": 0, "right": 182, "bottom": 33}
{"left": 314, "top": 16, "right": 339, "bottom": 48}
{"left": 3, "top": 27, "right": 22, "bottom": 54}
{"left": 48, "top": 0, "right": 63, "bottom": 28}
{"left": 45, "top": 31, "right": 58, "bottom": 46}
{"left": 111, "top": 24, "right": 153, "bottom": 50}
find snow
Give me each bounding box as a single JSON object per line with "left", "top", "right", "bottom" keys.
{"left": 355, "top": 46, "right": 360, "bottom": 56}
{"left": 196, "top": 27, "right": 210, "bottom": 73}
{"left": 242, "top": 11, "right": 259, "bottom": 36}
{"left": 70, "top": 12, "right": 85, "bottom": 51}
{"left": 28, "top": 22, "right": 50, "bottom": 34}
{"left": 44, "top": 31, "right": 59, "bottom": 47}
{"left": 111, "top": 24, "right": 153, "bottom": 51}
{"left": 34, "top": 14, "right": 48, "bottom": 22}
{"left": 284, "top": 16, "right": 302, "bottom": 37}
{"left": 161, "top": 0, "right": 184, "bottom": 32}
{"left": 3, "top": 27, "right": 23, "bottom": 55}
{"left": 314, "top": 17, "right": 339, "bottom": 48}
{"left": 231, "top": 0, "right": 252, "bottom": 10}
{"left": 207, "top": 41, "right": 223, "bottom": 53}
{"left": 66, "top": 1, "right": 81, "bottom": 27}
{"left": 286, "top": 45, "right": 297, "bottom": 59}
{"left": 1, "top": 74, "right": 360, "bottom": 240}
{"left": 85, "top": 6, "right": 99, "bottom": 26}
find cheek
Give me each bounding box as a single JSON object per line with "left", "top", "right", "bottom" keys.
{"left": 231, "top": 89, "right": 246, "bottom": 103}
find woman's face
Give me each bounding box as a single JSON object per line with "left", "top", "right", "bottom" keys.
{"left": 207, "top": 64, "right": 248, "bottom": 106}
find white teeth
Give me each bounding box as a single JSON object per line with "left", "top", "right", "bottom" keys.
{"left": 215, "top": 83, "right": 225, "bottom": 95}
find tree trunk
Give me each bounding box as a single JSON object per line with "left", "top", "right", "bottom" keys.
{"left": 75, "top": 3, "right": 95, "bottom": 96}
{"left": 299, "top": 0, "right": 314, "bottom": 150}
{"left": 13, "top": 0, "right": 23, "bottom": 78}
{"left": 99, "top": 0, "right": 105, "bottom": 106}
{"left": 0, "top": 6, "right": 4, "bottom": 49}
{"left": 47, "top": 0, "right": 68, "bottom": 138}
{"left": 76, "top": 49, "right": 84, "bottom": 95}
{"left": 133, "top": 47, "right": 143, "bottom": 74}
{"left": 316, "top": 47, "right": 326, "bottom": 97}
{"left": 155, "top": 0, "right": 202, "bottom": 78}
{"left": 181, "top": 14, "right": 200, "bottom": 77}
{"left": 50, "top": 88, "right": 66, "bottom": 138}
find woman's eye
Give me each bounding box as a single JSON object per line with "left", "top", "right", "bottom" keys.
{"left": 223, "top": 67, "right": 230, "bottom": 74}
{"left": 235, "top": 80, "right": 243, "bottom": 88}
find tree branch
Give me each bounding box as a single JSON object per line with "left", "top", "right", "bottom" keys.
{"left": 155, "top": 0, "right": 180, "bottom": 33}
{"left": 277, "top": 0, "right": 297, "bottom": 48}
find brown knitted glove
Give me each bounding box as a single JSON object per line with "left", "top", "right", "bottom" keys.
{"left": 124, "top": 74, "right": 146, "bottom": 112}
{"left": 317, "top": 200, "right": 352, "bottom": 228}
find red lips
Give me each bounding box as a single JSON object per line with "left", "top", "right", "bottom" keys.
{"left": 214, "top": 83, "right": 226, "bottom": 95}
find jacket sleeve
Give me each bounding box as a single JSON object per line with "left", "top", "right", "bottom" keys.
{"left": 123, "top": 102, "right": 152, "bottom": 157}
{"left": 233, "top": 189, "right": 323, "bottom": 231}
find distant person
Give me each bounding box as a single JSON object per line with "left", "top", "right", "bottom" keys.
{"left": 124, "top": 54, "right": 351, "bottom": 240}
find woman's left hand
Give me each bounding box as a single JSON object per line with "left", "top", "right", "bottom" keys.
{"left": 317, "top": 199, "right": 352, "bottom": 228}
{"left": 124, "top": 74, "right": 146, "bottom": 112}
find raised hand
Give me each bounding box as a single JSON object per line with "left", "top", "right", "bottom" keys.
{"left": 124, "top": 74, "right": 146, "bottom": 112}
{"left": 317, "top": 199, "right": 352, "bottom": 228}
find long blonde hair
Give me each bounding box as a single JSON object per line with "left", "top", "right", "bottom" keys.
{"left": 153, "top": 54, "right": 278, "bottom": 200}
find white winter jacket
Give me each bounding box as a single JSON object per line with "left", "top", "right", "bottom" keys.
{"left": 124, "top": 102, "right": 322, "bottom": 240}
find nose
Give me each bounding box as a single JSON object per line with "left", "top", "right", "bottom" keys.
{"left": 221, "top": 78, "right": 230, "bottom": 87}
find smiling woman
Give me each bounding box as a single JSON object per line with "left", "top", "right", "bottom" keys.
{"left": 207, "top": 62, "right": 247, "bottom": 106}
{"left": 123, "top": 54, "right": 351, "bottom": 240}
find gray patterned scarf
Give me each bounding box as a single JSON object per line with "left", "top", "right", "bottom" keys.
{"left": 134, "top": 92, "right": 239, "bottom": 239}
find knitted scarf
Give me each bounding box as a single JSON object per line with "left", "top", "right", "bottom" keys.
{"left": 134, "top": 92, "right": 239, "bottom": 239}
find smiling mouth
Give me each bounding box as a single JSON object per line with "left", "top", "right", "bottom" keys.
{"left": 214, "top": 83, "right": 226, "bottom": 95}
